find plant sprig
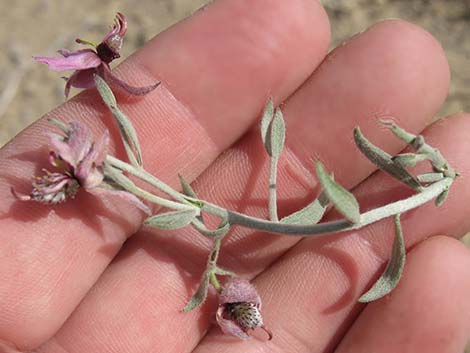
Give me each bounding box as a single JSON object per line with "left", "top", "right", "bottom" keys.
{"left": 91, "top": 79, "right": 458, "bottom": 310}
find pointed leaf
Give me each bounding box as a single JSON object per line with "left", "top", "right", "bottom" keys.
{"left": 260, "top": 98, "right": 274, "bottom": 144}
{"left": 94, "top": 74, "right": 117, "bottom": 107}
{"left": 179, "top": 174, "right": 204, "bottom": 222}
{"left": 359, "top": 214, "right": 406, "bottom": 302}
{"left": 94, "top": 75, "right": 143, "bottom": 167}
{"left": 191, "top": 219, "right": 230, "bottom": 237}
{"left": 178, "top": 174, "right": 198, "bottom": 198}
{"left": 316, "top": 162, "right": 360, "bottom": 224}
{"left": 354, "top": 127, "right": 422, "bottom": 191}
{"left": 265, "top": 108, "right": 286, "bottom": 157}
{"left": 214, "top": 267, "right": 236, "bottom": 277}
{"left": 392, "top": 153, "right": 427, "bottom": 168}
{"left": 417, "top": 172, "right": 444, "bottom": 183}
{"left": 435, "top": 187, "right": 450, "bottom": 207}
{"left": 145, "top": 209, "right": 197, "bottom": 230}
{"left": 281, "top": 191, "right": 329, "bottom": 225}
{"left": 183, "top": 271, "right": 211, "bottom": 312}
{"left": 47, "top": 118, "right": 70, "bottom": 133}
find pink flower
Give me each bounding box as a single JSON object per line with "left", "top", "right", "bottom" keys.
{"left": 216, "top": 278, "right": 272, "bottom": 340}
{"left": 13, "top": 121, "right": 150, "bottom": 214}
{"left": 34, "top": 13, "right": 159, "bottom": 97}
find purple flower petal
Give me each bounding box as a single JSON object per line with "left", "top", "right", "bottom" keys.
{"left": 100, "top": 64, "right": 160, "bottom": 96}
{"left": 64, "top": 68, "right": 97, "bottom": 97}
{"left": 75, "top": 130, "right": 109, "bottom": 189}
{"left": 34, "top": 49, "right": 101, "bottom": 71}
{"left": 49, "top": 121, "right": 93, "bottom": 169}
{"left": 219, "top": 278, "right": 262, "bottom": 307}
{"left": 216, "top": 307, "right": 251, "bottom": 340}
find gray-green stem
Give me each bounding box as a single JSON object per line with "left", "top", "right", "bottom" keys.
{"left": 106, "top": 154, "right": 453, "bottom": 238}
{"left": 106, "top": 155, "right": 188, "bottom": 204}
{"left": 269, "top": 156, "right": 279, "bottom": 221}
{"left": 201, "top": 177, "right": 453, "bottom": 236}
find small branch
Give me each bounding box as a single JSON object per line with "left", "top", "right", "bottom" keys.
{"left": 268, "top": 156, "right": 279, "bottom": 221}
{"left": 203, "top": 178, "right": 453, "bottom": 236}
{"left": 106, "top": 155, "right": 188, "bottom": 203}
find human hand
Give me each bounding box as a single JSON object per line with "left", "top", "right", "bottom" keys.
{"left": 1, "top": 1, "right": 470, "bottom": 352}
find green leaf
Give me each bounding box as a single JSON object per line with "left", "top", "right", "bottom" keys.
{"left": 392, "top": 153, "right": 427, "bottom": 168}
{"left": 316, "top": 162, "right": 360, "bottom": 224}
{"left": 94, "top": 74, "right": 117, "bottom": 107}
{"left": 353, "top": 127, "right": 422, "bottom": 191}
{"left": 359, "top": 214, "right": 406, "bottom": 303}
{"left": 178, "top": 174, "right": 198, "bottom": 198}
{"left": 281, "top": 191, "right": 329, "bottom": 225}
{"left": 47, "top": 118, "right": 69, "bottom": 133}
{"left": 417, "top": 172, "right": 444, "bottom": 183}
{"left": 260, "top": 98, "right": 274, "bottom": 145}
{"left": 94, "top": 75, "right": 143, "bottom": 167}
{"left": 435, "top": 187, "right": 450, "bottom": 207}
{"left": 145, "top": 209, "right": 197, "bottom": 230}
{"left": 266, "top": 108, "right": 286, "bottom": 157}
{"left": 178, "top": 175, "right": 204, "bottom": 222}
{"left": 191, "top": 219, "right": 230, "bottom": 237}
{"left": 183, "top": 271, "right": 211, "bottom": 312}
{"left": 214, "top": 266, "right": 236, "bottom": 277}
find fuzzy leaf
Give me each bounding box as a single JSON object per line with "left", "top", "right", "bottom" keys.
{"left": 316, "top": 162, "right": 360, "bottom": 224}
{"left": 281, "top": 191, "right": 329, "bottom": 225}
{"left": 183, "top": 271, "right": 211, "bottom": 312}
{"left": 94, "top": 75, "right": 143, "bottom": 167}
{"left": 191, "top": 219, "right": 230, "bottom": 237}
{"left": 178, "top": 174, "right": 198, "bottom": 198}
{"left": 214, "top": 267, "right": 236, "bottom": 277}
{"left": 178, "top": 174, "right": 204, "bottom": 222}
{"left": 94, "top": 74, "right": 117, "bottom": 107}
{"left": 435, "top": 187, "right": 450, "bottom": 207}
{"left": 417, "top": 172, "right": 444, "bottom": 183}
{"left": 392, "top": 153, "right": 427, "bottom": 168}
{"left": 145, "top": 209, "right": 197, "bottom": 230}
{"left": 260, "top": 98, "right": 274, "bottom": 145}
{"left": 265, "top": 108, "right": 286, "bottom": 157}
{"left": 359, "top": 214, "right": 406, "bottom": 303}
{"left": 47, "top": 118, "right": 70, "bottom": 133}
{"left": 354, "top": 127, "right": 422, "bottom": 191}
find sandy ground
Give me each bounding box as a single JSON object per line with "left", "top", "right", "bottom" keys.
{"left": 1, "top": 1, "right": 469, "bottom": 351}
{"left": 0, "top": 0, "right": 469, "bottom": 146}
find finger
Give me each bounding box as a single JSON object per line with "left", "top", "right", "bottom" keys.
{"left": 194, "top": 112, "right": 470, "bottom": 353}
{"left": 334, "top": 235, "right": 470, "bottom": 353}
{"left": 38, "top": 20, "right": 450, "bottom": 353}
{"left": 0, "top": 0, "right": 330, "bottom": 350}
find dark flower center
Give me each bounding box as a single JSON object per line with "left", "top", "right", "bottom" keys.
{"left": 97, "top": 42, "right": 121, "bottom": 64}
{"left": 226, "top": 302, "right": 263, "bottom": 330}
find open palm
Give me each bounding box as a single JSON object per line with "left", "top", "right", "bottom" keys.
{"left": 1, "top": 1, "right": 470, "bottom": 352}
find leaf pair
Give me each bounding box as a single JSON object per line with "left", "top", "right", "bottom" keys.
{"left": 354, "top": 127, "right": 422, "bottom": 191}
{"left": 260, "top": 98, "right": 286, "bottom": 158}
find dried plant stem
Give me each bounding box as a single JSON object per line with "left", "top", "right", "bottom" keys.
{"left": 268, "top": 156, "right": 279, "bottom": 221}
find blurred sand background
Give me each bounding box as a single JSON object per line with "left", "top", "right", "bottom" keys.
{"left": 0, "top": 0, "right": 469, "bottom": 146}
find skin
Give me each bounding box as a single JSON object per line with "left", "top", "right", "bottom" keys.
{"left": 0, "top": 0, "right": 469, "bottom": 352}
